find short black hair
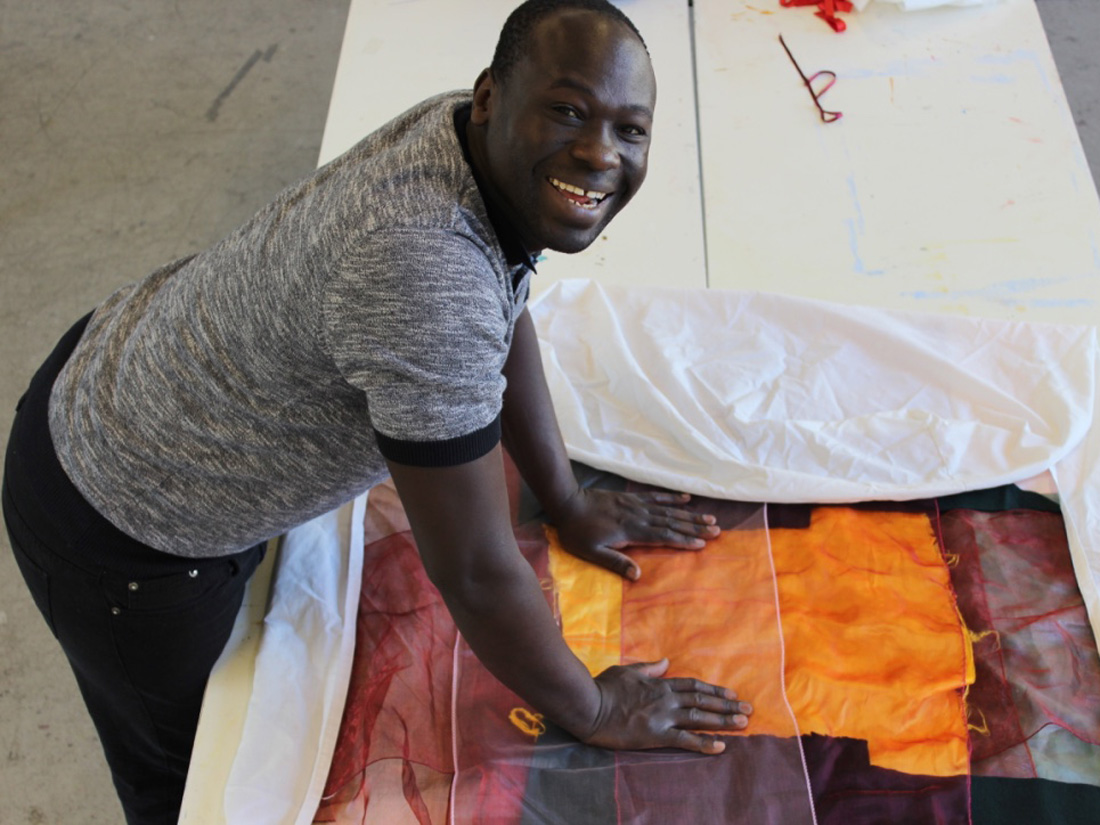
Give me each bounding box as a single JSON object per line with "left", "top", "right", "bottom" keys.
{"left": 490, "top": 0, "right": 647, "bottom": 83}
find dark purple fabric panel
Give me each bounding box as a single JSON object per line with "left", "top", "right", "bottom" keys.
{"left": 802, "top": 734, "right": 970, "bottom": 825}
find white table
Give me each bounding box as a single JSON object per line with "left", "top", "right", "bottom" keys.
{"left": 695, "top": 0, "right": 1100, "bottom": 322}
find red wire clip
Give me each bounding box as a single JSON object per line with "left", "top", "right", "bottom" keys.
{"left": 779, "top": 35, "right": 843, "bottom": 123}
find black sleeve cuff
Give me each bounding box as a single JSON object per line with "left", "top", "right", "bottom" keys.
{"left": 374, "top": 414, "right": 501, "bottom": 467}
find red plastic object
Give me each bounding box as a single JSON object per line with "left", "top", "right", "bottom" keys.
{"left": 782, "top": 0, "right": 854, "bottom": 32}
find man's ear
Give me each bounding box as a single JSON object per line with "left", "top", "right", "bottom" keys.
{"left": 471, "top": 68, "right": 494, "bottom": 126}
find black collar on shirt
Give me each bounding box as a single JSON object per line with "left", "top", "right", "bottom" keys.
{"left": 454, "top": 104, "right": 538, "bottom": 275}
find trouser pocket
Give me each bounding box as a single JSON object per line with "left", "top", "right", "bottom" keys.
{"left": 8, "top": 535, "right": 57, "bottom": 637}
{"left": 3, "top": 481, "right": 59, "bottom": 638}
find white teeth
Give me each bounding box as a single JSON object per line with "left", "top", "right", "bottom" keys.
{"left": 549, "top": 176, "right": 608, "bottom": 203}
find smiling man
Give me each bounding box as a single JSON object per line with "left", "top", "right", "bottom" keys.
{"left": 3, "top": 2, "right": 750, "bottom": 823}
{"left": 467, "top": 3, "right": 654, "bottom": 253}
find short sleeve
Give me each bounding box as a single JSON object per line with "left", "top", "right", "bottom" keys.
{"left": 322, "top": 228, "right": 514, "bottom": 467}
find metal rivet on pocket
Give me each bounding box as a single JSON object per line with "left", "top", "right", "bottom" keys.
{"left": 111, "top": 607, "right": 121, "bottom": 616}
{"left": 188, "top": 570, "right": 199, "bottom": 578}
{"left": 128, "top": 582, "right": 140, "bottom": 591}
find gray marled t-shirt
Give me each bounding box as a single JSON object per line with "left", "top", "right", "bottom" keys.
{"left": 49, "top": 91, "right": 532, "bottom": 557}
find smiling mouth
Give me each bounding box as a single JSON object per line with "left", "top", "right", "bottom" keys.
{"left": 547, "top": 176, "right": 610, "bottom": 210}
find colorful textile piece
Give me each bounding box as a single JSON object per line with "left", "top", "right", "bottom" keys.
{"left": 535, "top": 504, "right": 817, "bottom": 825}
{"left": 943, "top": 507, "right": 1100, "bottom": 784}
{"left": 314, "top": 472, "right": 1100, "bottom": 824}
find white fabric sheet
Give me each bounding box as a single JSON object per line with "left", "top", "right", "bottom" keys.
{"left": 853, "top": 0, "right": 1002, "bottom": 11}
{"left": 217, "top": 281, "right": 1099, "bottom": 823}
{"left": 222, "top": 495, "right": 366, "bottom": 825}
{"left": 874, "top": 0, "right": 1002, "bottom": 11}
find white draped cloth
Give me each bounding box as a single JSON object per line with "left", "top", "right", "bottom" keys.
{"left": 853, "top": 0, "right": 1003, "bottom": 12}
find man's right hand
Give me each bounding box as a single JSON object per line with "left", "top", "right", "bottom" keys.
{"left": 578, "top": 658, "right": 752, "bottom": 754}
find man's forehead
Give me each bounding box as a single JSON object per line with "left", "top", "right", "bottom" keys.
{"left": 515, "top": 9, "right": 654, "bottom": 97}
{"left": 527, "top": 9, "right": 647, "bottom": 66}
{"left": 532, "top": 8, "right": 625, "bottom": 39}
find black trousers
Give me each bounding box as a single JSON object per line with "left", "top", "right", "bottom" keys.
{"left": 2, "top": 315, "right": 265, "bottom": 825}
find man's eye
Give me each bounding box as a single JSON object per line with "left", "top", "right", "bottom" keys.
{"left": 553, "top": 105, "right": 582, "bottom": 119}
{"left": 621, "top": 125, "right": 648, "bottom": 138}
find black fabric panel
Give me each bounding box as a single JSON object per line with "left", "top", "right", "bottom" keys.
{"left": 938, "top": 484, "right": 1061, "bottom": 514}
{"left": 971, "top": 776, "right": 1100, "bottom": 825}
{"left": 517, "top": 724, "right": 618, "bottom": 825}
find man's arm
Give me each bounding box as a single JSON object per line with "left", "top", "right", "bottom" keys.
{"left": 386, "top": 448, "right": 749, "bottom": 752}
{"left": 498, "top": 307, "right": 583, "bottom": 516}
{"left": 500, "top": 307, "right": 719, "bottom": 580}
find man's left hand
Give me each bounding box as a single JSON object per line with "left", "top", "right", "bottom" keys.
{"left": 550, "top": 489, "right": 719, "bottom": 580}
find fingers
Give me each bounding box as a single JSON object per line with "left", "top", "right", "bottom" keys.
{"left": 669, "top": 679, "right": 753, "bottom": 731}
{"left": 664, "top": 676, "right": 739, "bottom": 701}
{"left": 671, "top": 730, "right": 728, "bottom": 755}
{"left": 673, "top": 703, "right": 751, "bottom": 732}
{"left": 585, "top": 545, "right": 642, "bottom": 581}
{"left": 663, "top": 685, "right": 752, "bottom": 754}
{"left": 647, "top": 513, "right": 720, "bottom": 547}
{"left": 631, "top": 666, "right": 753, "bottom": 729}
{"left": 623, "top": 495, "right": 720, "bottom": 549}
{"left": 634, "top": 493, "right": 712, "bottom": 525}
{"left": 634, "top": 494, "right": 715, "bottom": 526}
{"left": 616, "top": 518, "right": 717, "bottom": 550}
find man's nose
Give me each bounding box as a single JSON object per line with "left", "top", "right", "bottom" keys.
{"left": 570, "top": 122, "right": 620, "bottom": 170}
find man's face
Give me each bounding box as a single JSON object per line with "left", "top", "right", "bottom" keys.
{"left": 470, "top": 10, "right": 656, "bottom": 255}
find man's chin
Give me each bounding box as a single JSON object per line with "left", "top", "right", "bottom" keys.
{"left": 540, "top": 224, "right": 610, "bottom": 255}
{"left": 544, "top": 239, "right": 597, "bottom": 255}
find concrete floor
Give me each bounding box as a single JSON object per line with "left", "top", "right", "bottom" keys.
{"left": 0, "top": 1, "right": 1097, "bottom": 822}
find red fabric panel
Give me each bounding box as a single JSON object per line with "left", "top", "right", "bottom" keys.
{"left": 942, "top": 508, "right": 1100, "bottom": 779}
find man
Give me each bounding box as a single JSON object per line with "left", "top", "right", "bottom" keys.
{"left": 3, "top": 2, "right": 751, "bottom": 822}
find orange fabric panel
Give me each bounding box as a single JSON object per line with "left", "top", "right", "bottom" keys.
{"left": 549, "top": 506, "right": 973, "bottom": 777}
{"left": 619, "top": 517, "right": 802, "bottom": 738}
{"left": 550, "top": 512, "right": 801, "bottom": 738}
{"left": 770, "top": 508, "right": 971, "bottom": 777}
{"left": 547, "top": 530, "right": 623, "bottom": 677}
